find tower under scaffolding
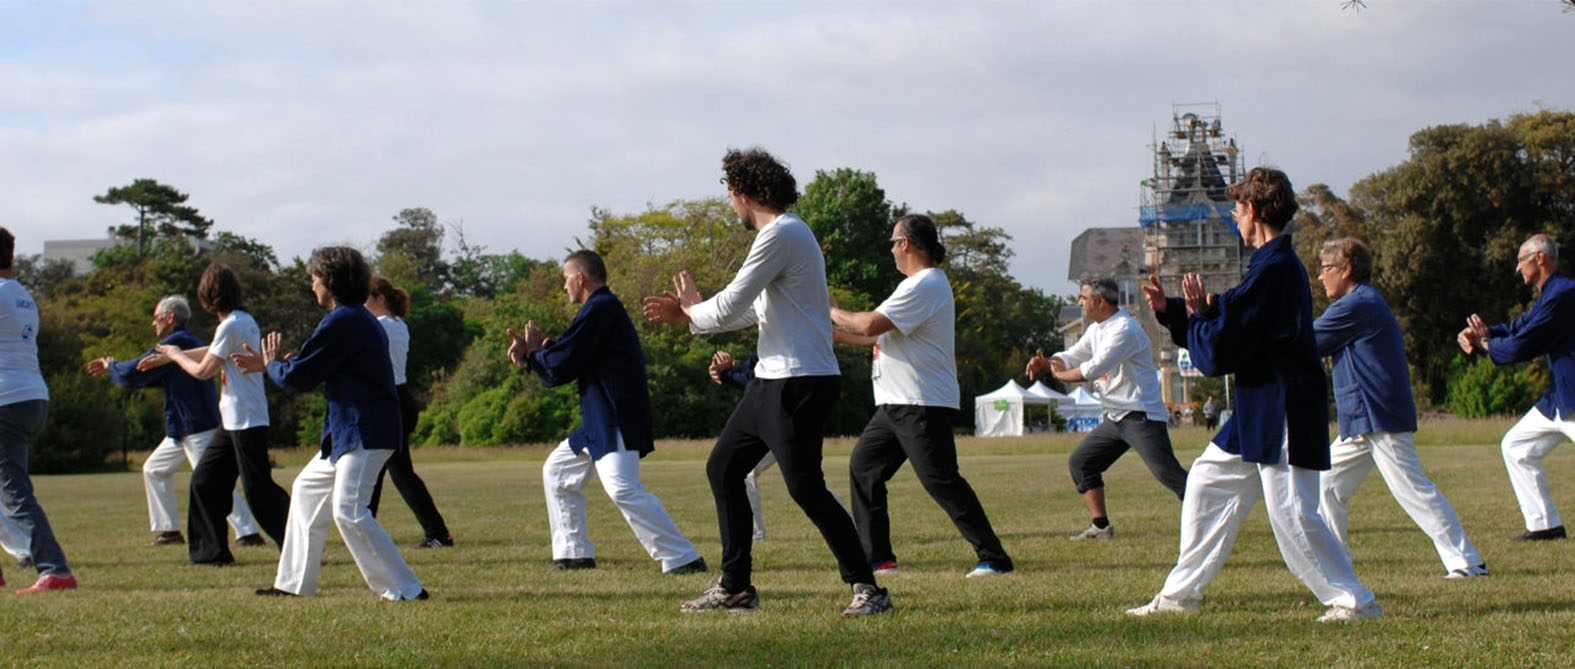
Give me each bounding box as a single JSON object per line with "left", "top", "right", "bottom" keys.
{"left": 1139, "top": 102, "right": 1249, "bottom": 403}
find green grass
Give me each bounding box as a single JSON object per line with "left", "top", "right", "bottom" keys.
{"left": 7, "top": 416, "right": 1573, "bottom": 667}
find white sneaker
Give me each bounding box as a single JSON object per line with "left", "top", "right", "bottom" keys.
{"left": 965, "top": 563, "right": 1008, "bottom": 578}
{"left": 1125, "top": 594, "right": 1199, "bottom": 616}
{"left": 1444, "top": 563, "right": 1489, "bottom": 579}
{"left": 1070, "top": 524, "right": 1114, "bottom": 541}
{"left": 1316, "top": 601, "right": 1382, "bottom": 622}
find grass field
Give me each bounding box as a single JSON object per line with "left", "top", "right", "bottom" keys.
{"left": 6, "top": 417, "right": 1575, "bottom": 667}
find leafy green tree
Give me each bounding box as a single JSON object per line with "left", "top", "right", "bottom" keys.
{"left": 212, "top": 231, "right": 280, "bottom": 272}
{"left": 377, "top": 208, "right": 450, "bottom": 296}
{"left": 11, "top": 254, "right": 75, "bottom": 299}
{"left": 1345, "top": 109, "right": 1575, "bottom": 405}
{"left": 796, "top": 168, "right": 902, "bottom": 300}
{"left": 93, "top": 178, "right": 214, "bottom": 256}
{"left": 448, "top": 223, "right": 548, "bottom": 299}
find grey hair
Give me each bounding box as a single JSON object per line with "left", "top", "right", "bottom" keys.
{"left": 1081, "top": 277, "right": 1120, "bottom": 305}
{"left": 156, "top": 295, "right": 192, "bottom": 325}
{"left": 1525, "top": 234, "right": 1558, "bottom": 264}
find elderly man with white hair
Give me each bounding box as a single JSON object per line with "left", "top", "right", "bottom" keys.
{"left": 87, "top": 295, "right": 263, "bottom": 548}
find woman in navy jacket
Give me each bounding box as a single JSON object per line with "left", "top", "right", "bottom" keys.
{"left": 235, "top": 247, "right": 425, "bottom": 601}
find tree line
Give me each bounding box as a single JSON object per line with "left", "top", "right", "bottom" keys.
{"left": 16, "top": 169, "right": 1064, "bottom": 473}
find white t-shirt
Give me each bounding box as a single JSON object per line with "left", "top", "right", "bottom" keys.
{"left": 379, "top": 315, "right": 409, "bottom": 386}
{"left": 1053, "top": 309, "right": 1167, "bottom": 422}
{"left": 210, "top": 310, "right": 270, "bottom": 429}
{"left": 689, "top": 213, "right": 839, "bottom": 379}
{"left": 0, "top": 279, "right": 48, "bottom": 406}
{"left": 872, "top": 268, "right": 959, "bottom": 409}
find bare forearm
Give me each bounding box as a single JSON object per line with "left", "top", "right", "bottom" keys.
{"left": 834, "top": 329, "right": 878, "bottom": 347}
{"left": 830, "top": 307, "right": 894, "bottom": 337}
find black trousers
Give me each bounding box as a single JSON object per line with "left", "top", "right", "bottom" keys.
{"left": 708, "top": 376, "right": 872, "bottom": 592}
{"left": 187, "top": 426, "right": 290, "bottom": 564}
{"left": 1067, "top": 415, "right": 1188, "bottom": 499}
{"left": 368, "top": 385, "right": 450, "bottom": 540}
{"left": 850, "top": 405, "right": 1012, "bottom": 570}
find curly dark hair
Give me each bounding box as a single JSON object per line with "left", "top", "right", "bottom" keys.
{"left": 0, "top": 227, "right": 13, "bottom": 270}
{"left": 1225, "top": 167, "right": 1299, "bottom": 230}
{"left": 369, "top": 275, "right": 410, "bottom": 318}
{"left": 721, "top": 147, "right": 799, "bottom": 211}
{"left": 307, "top": 246, "right": 372, "bottom": 306}
{"left": 197, "top": 263, "right": 246, "bottom": 314}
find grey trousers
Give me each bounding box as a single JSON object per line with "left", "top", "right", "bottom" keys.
{"left": 0, "top": 400, "right": 70, "bottom": 577}
{"left": 1067, "top": 415, "right": 1187, "bottom": 499}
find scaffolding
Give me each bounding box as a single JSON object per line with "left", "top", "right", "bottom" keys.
{"left": 1138, "top": 103, "right": 1248, "bottom": 403}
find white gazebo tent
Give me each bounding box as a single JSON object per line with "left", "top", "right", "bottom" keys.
{"left": 973, "top": 380, "right": 1051, "bottom": 437}
{"left": 1024, "top": 381, "right": 1073, "bottom": 432}
{"left": 1064, "top": 387, "right": 1105, "bottom": 432}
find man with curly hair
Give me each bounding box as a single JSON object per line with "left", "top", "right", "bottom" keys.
{"left": 645, "top": 148, "right": 891, "bottom": 616}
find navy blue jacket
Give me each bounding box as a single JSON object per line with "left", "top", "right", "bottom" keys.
{"left": 1315, "top": 283, "right": 1418, "bottom": 439}
{"left": 266, "top": 305, "right": 402, "bottom": 461}
{"left": 1158, "top": 234, "right": 1330, "bottom": 468}
{"left": 526, "top": 287, "right": 654, "bottom": 460}
{"left": 107, "top": 328, "right": 221, "bottom": 438}
{"left": 719, "top": 355, "right": 759, "bottom": 391}
{"left": 1488, "top": 273, "right": 1575, "bottom": 420}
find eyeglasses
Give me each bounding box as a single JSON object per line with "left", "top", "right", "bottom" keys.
{"left": 1318, "top": 263, "right": 1342, "bottom": 274}
{"left": 890, "top": 237, "right": 906, "bottom": 246}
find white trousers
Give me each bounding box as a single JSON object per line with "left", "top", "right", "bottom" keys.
{"left": 1158, "top": 442, "right": 1375, "bottom": 610}
{"left": 743, "top": 452, "right": 851, "bottom": 541}
{"left": 143, "top": 429, "right": 259, "bottom": 536}
{"left": 0, "top": 510, "right": 28, "bottom": 560}
{"left": 273, "top": 449, "right": 423, "bottom": 600}
{"left": 1320, "top": 431, "right": 1482, "bottom": 571}
{"left": 1500, "top": 407, "right": 1575, "bottom": 531}
{"left": 543, "top": 438, "right": 699, "bottom": 571}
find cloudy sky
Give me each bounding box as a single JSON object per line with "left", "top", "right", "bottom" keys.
{"left": 4, "top": 0, "right": 1572, "bottom": 296}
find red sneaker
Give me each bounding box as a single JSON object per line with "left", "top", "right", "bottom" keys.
{"left": 16, "top": 573, "right": 77, "bottom": 594}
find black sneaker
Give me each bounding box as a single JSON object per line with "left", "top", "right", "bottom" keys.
{"left": 233, "top": 534, "right": 267, "bottom": 548}
{"left": 842, "top": 583, "right": 893, "bottom": 617}
{"left": 664, "top": 557, "right": 708, "bottom": 575}
{"left": 150, "top": 531, "right": 186, "bottom": 546}
{"left": 1509, "top": 526, "right": 1566, "bottom": 541}
{"left": 414, "top": 534, "right": 455, "bottom": 549}
{"left": 255, "top": 587, "right": 296, "bottom": 597}
{"left": 547, "top": 557, "right": 596, "bottom": 571}
{"left": 680, "top": 580, "right": 759, "bottom": 613}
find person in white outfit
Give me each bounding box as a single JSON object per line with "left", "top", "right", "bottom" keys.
{"left": 86, "top": 295, "right": 262, "bottom": 548}
{"left": 506, "top": 250, "right": 704, "bottom": 575}
{"left": 237, "top": 247, "right": 425, "bottom": 600}
{"left": 1314, "top": 237, "right": 1486, "bottom": 578}
{"left": 1458, "top": 233, "right": 1575, "bottom": 542}
{"left": 1132, "top": 167, "right": 1380, "bottom": 622}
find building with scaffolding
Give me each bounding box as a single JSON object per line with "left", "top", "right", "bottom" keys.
{"left": 1139, "top": 102, "right": 1249, "bottom": 403}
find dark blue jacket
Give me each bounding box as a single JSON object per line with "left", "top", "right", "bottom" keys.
{"left": 107, "top": 328, "right": 221, "bottom": 438}
{"left": 1158, "top": 234, "right": 1330, "bottom": 468}
{"left": 266, "top": 305, "right": 402, "bottom": 462}
{"left": 1488, "top": 273, "right": 1575, "bottom": 420}
{"left": 719, "top": 355, "right": 759, "bottom": 391}
{"left": 1315, "top": 283, "right": 1418, "bottom": 439}
{"left": 526, "top": 287, "right": 654, "bottom": 460}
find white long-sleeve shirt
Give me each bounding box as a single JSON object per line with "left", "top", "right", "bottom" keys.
{"left": 1053, "top": 309, "right": 1167, "bottom": 422}
{"left": 689, "top": 212, "right": 840, "bottom": 379}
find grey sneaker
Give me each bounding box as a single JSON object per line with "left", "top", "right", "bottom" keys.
{"left": 1316, "top": 601, "right": 1382, "bottom": 622}
{"left": 842, "top": 583, "right": 893, "bottom": 617}
{"left": 1070, "top": 524, "right": 1113, "bottom": 541}
{"left": 680, "top": 581, "right": 759, "bottom": 613}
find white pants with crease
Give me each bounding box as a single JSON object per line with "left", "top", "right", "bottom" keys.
{"left": 544, "top": 436, "right": 699, "bottom": 571}
{"left": 0, "top": 510, "right": 28, "bottom": 560}
{"left": 1500, "top": 407, "right": 1575, "bottom": 532}
{"left": 143, "top": 429, "right": 259, "bottom": 536}
{"left": 1157, "top": 441, "right": 1376, "bottom": 610}
{"left": 273, "top": 448, "right": 423, "bottom": 599}
{"left": 1319, "top": 431, "right": 1482, "bottom": 571}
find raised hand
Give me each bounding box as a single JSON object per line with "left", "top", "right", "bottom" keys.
{"left": 1457, "top": 325, "right": 1476, "bottom": 355}
{"left": 232, "top": 344, "right": 266, "bottom": 374}
{"left": 260, "top": 332, "right": 284, "bottom": 363}
{"left": 708, "top": 351, "right": 736, "bottom": 385}
{"left": 505, "top": 327, "right": 529, "bottom": 367}
{"left": 643, "top": 291, "right": 686, "bottom": 324}
{"left": 1182, "top": 273, "right": 1210, "bottom": 315}
{"left": 85, "top": 357, "right": 113, "bottom": 376}
{"left": 135, "top": 354, "right": 168, "bottom": 372}
{"left": 1141, "top": 272, "right": 1167, "bottom": 313}
{"left": 1024, "top": 349, "right": 1050, "bottom": 379}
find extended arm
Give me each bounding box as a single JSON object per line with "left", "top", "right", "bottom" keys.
{"left": 159, "top": 345, "right": 223, "bottom": 380}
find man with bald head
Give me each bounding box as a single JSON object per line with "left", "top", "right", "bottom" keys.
{"left": 1459, "top": 233, "right": 1575, "bottom": 542}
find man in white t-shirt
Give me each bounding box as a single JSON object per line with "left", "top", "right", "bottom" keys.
{"left": 1025, "top": 278, "right": 1187, "bottom": 541}
{"left": 831, "top": 214, "right": 1013, "bottom": 578}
